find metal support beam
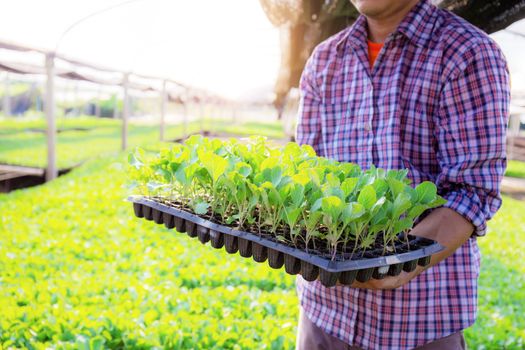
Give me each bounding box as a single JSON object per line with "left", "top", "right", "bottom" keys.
{"left": 113, "top": 92, "right": 119, "bottom": 119}
{"left": 121, "top": 72, "right": 130, "bottom": 150}
{"left": 3, "top": 73, "right": 10, "bottom": 116}
{"left": 73, "top": 82, "right": 80, "bottom": 116}
{"left": 95, "top": 87, "right": 101, "bottom": 117}
{"left": 45, "top": 53, "right": 57, "bottom": 181}
{"left": 160, "top": 80, "right": 167, "bottom": 141}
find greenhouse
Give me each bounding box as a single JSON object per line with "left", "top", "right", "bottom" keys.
{"left": 1, "top": 0, "right": 524, "bottom": 349}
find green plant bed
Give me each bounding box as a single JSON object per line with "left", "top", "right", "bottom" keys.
{"left": 506, "top": 160, "right": 525, "bottom": 179}
{"left": 0, "top": 119, "right": 200, "bottom": 169}
{"left": 0, "top": 155, "right": 298, "bottom": 349}
{"left": 0, "top": 153, "right": 523, "bottom": 348}
{"left": 0, "top": 116, "right": 286, "bottom": 169}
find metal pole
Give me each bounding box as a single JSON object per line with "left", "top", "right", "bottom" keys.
{"left": 33, "top": 81, "right": 40, "bottom": 112}
{"left": 121, "top": 72, "right": 130, "bottom": 150}
{"left": 508, "top": 113, "right": 521, "bottom": 160}
{"left": 3, "top": 73, "right": 10, "bottom": 116}
{"left": 45, "top": 53, "right": 58, "bottom": 181}
{"left": 160, "top": 80, "right": 167, "bottom": 141}
{"left": 95, "top": 87, "right": 101, "bottom": 117}
{"left": 113, "top": 92, "right": 119, "bottom": 119}
{"left": 74, "top": 82, "right": 80, "bottom": 116}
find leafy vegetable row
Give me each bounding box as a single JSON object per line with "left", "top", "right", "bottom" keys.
{"left": 128, "top": 136, "right": 446, "bottom": 259}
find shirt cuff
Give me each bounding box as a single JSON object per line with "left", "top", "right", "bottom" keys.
{"left": 441, "top": 189, "right": 487, "bottom": 236}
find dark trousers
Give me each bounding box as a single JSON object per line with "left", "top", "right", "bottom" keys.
{"left": 296, "top": 309, "right": 467, "bottom": 350}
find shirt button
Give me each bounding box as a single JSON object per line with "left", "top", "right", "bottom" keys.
{"left": 364, "top": 123, "right": 371, "bottom": 131}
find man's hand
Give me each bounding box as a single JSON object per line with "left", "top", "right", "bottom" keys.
{"left": 350, "top": 207, "right": 475, "bottom": 290}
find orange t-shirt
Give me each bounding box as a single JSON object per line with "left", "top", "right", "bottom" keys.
{"left": 368, "top": 40, "right": 384, "bottom": 68}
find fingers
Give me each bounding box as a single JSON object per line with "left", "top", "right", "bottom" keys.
{"left": 350, "top": 267, "right": 424, "bottom": 290}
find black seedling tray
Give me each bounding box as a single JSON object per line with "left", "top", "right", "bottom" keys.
{"left": 128, "top": 196, "right": 444, "bottom": 288}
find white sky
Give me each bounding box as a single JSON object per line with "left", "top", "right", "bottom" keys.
{"left": 0, "top": 0, "right": 523, "bottom": 98}
{"left": 0, "top": 0, "right": 281, "bottom": 99}
{"left": 490, "top": 20, "right": 525, "bottom": 96}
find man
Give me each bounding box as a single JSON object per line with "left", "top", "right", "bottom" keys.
{"left": 295, "top": 0, "right": 510, "bottom": 349}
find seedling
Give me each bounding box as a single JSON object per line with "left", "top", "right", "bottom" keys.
{"left": 129, "top": 137, "right": 446, "bottom": 260}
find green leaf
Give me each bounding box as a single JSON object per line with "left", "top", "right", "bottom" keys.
{"left": 285, "top": 207, "right": 302, "bottom": 226}
{"left": 300, "top": 144, "right": 317, "bottom": 157}
{"left": 429, "top": 196, "right": 448, "bottom": 208}
{"left": 127, "top": 180, "right": 139, "bottom": 191}
{"left": 322, "top": 185, "right": 345, "bottom": 200}
{"left": 278, "top": 182, "right": 292, "bottom": 200}
{"left": 321, "top": 196, "right": 344, "bottom": 217}
{"left": 194, "top": 202, "right": 209, "bottom": 215}
{"left": 310, "top": 198, "right": 323, "bottom": 212}
{"left": 193, "top": 167, "right": 210, "bottom": 185}
{"left": 89, "top": 337, "right": 105, "bottom": 350}
{"left": 373, "top": 178, "right": 389, "bottom": 197}
{"left": 305, "top": 211, "right": 322, "bottom": 230}
{"left": 387, "top": 178, "right": 405, "bottom": 198}
{"left": 260, "top": 181, "right": 274, "bottom": 190}
{"left": 169, "top": 161, "right": 181, "bottom": 173}
{"left": 339, "top": 163, "right": 361, "bottom": 177}
{"left": 198, "top": 150, "right": 228, "bottom": 183}
{"left": 393, "top": 217, "right": 413, "bottom": 234}
{"left": 270, "top": 167, "right": 283, "bottom": 187}
{"left": 147, "top": 181, "right": 166, "bottom": 192}
{"left": 387, "top": 168, "right": 409, "bottom": 181}
{"left": 283, "top": 142, "right": 302, "bottom": 159}
{"left": 341, "top": 177, "right": 358, "bottom": 197}
{"left": 416, "top": 181, "right": 438, "bottom": 204}
{"left": 128, "top": 151, "right": 143, "bottom": 169}
{"left": 185, "top": 134, "right": 204, "bottom": 147}
{"left": 292, "top": 172, "right": 310, "bottom": 186}
{"left": 260, "top": 156, "right": 279, "bottom": 170}
{"left": 306, "top": 168, "right": 321, "bottom": 187}
{"left": 290, "top": 184, "right": 305, "bottom": 207}
{"left": 325, "top": 173, "right": 340, "bottom": 187}
{"left": 175, "top": 164, "right": 188, "bottom": 185}
{"left": 76, "top": 335, "right": 90, "bottom": 350}
{"left": 155, "top": 167, "right": 172, "bottom": 182}
{"left": 404, "top": 186, "right": 418, "bottom": 203}
{"left": 357, "top": 185, "right": 377, "bottom": 210}
{"left": 341, "top": 202, "right": 365, "bottom": 224}
{"left": 235, "top": 162, "right": 252, "bottom": 178}
{"left": 407, "top": 204, "right": 427, "bottom": 219}
{"left": 226, "top": 214, "right": 240, "bottom": 224}
{"left": 392, "top": 193, "right": 412, "bottom": 218}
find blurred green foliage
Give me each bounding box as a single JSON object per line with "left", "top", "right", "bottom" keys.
{"left": 0, "top": 116, "right": 286, "bottom": 169}
{"left": 0, "top": 116, "right": 522, "bottom": 349}
{"left": 0, "top": 156, "right": 297, "bottom": 349}
{"left": 506, "top": 160, "right": 525, "bottom": 179}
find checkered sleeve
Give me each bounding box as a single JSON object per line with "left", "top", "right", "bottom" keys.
{"left": 295, "top": 49, "right": 322, "bottom": 154}
{"left": 434, "top": 38, "right": 511, "bottom": 236}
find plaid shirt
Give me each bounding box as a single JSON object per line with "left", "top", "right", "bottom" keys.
{"left": 295, "top": 1, "right": 510, "bottom": 349}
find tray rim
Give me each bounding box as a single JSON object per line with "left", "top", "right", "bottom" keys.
{"left": 128, "top": 195, "right": 444, "bottom": 273}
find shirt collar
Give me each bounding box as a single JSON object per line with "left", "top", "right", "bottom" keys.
{"left": 336, "top": 0, "right": 437, "bottom": 52}
{"left": 395, "top": 0, "right": 437, "bottom": 48}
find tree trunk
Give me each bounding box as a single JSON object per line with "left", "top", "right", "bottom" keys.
{"left": 261, "top": 0, "right": 525, "bottom": 109}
